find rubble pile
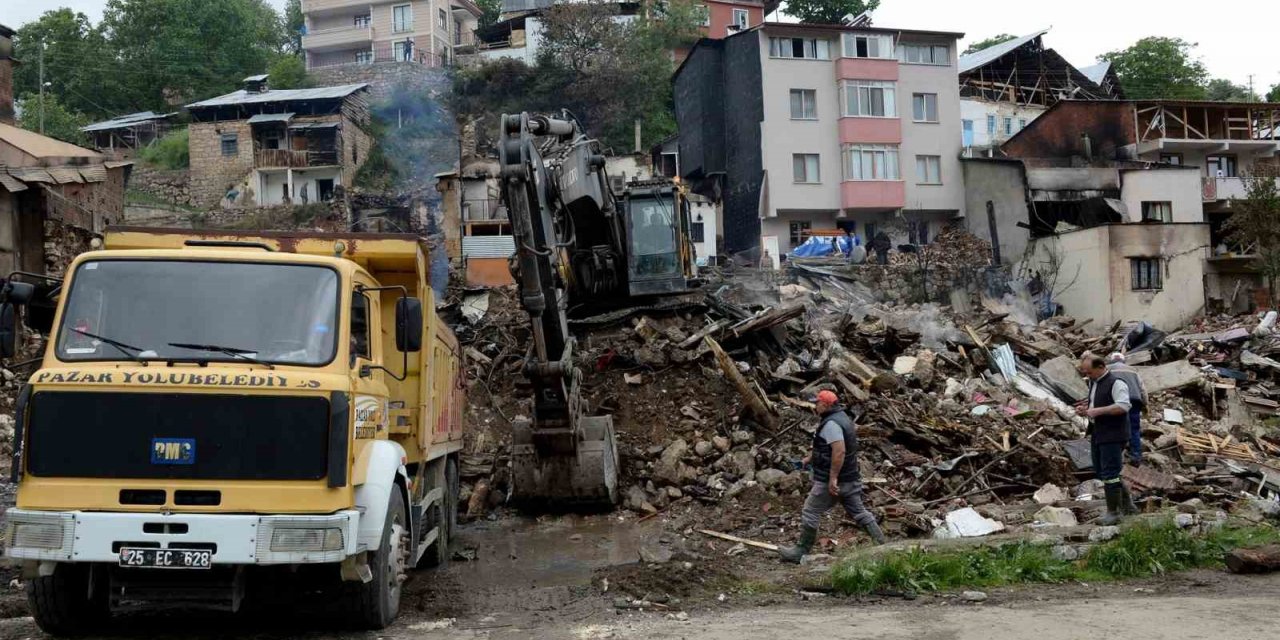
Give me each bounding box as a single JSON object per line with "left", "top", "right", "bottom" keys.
{"left": 449, "top": 239, "right": 1280, "bottom": 547}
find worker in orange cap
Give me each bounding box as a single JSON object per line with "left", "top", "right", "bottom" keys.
{"left": 779, "top": 389, "right": 884, "bottom": 563}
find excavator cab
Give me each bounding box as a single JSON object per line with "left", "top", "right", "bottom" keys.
{"left": 622, "top": 180, "right": 698, "bottom": 297}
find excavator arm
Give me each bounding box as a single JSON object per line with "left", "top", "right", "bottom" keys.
{"left": 497, "top": 112, "right": 620, "bottom": 507}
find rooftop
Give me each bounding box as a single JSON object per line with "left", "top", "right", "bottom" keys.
{"left": 81, "top": 111, "right": 175, "bottom": 133}
{"left": 0, "top": 122, "right": 102, "bottom": 160}
{"left": 761, "top": 21, "right": 965, "bottom": 39}
{"left": 186, "top": 83, "right": 368, "bottom": 109}
{"left": 1078, "top": 61, "right": 1112, "bottom": 86}
{"left": 957, "top": 29, "right": 1049, "bottom": 74}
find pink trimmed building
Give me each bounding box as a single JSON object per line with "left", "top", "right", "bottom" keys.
{"left": 674, "top": 21, "right": 965, "bottom": 261}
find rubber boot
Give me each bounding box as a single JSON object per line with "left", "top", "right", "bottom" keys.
{"left": 1099, "top": 484, "right": 1123, "bottom": 526}
{"left": 1119, "top": 484, "right": 1139, "bottom": 515}
{"left": 778, "top": 525, "right": 817, "bottom": 564}
{"left": 863, "top": 520, "right": 887, "bottom": 545}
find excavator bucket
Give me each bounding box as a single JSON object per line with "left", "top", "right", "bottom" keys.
{"left": 508, "top": 415, "right": 620, "bottom": 509}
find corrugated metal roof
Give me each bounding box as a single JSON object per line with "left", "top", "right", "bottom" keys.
{"left": 78, "top": 165, "right": 107, "bottom": 183}
{"left": 462, "top": 236, "right": 516, "bottom": 258}
{"left": 186, "top": 84, "right": 369, "bottom": 109}
{"left": 6, "top": 167, "right": 56, "bottom": 183}
{"left": 81, "top": 111, "right": 173, "bottom": 133}
{"left": 289, "top": 121, "right": 339, "bottom": 130}
{"left": 244, "top": 74, "right": 270, "bottom": 82}
{"left": 104, "top": 160, "right": 134, "bottom": 169}
{"left": 247, "top": 112, "right": 296, "bottom": 124}
{"left": 1079, "top": 61, "right": 1111, "bottom": 86}
{"left": 46, "top": 167, "right": 85, "bottom": 184}
{"left": 0, "top": 122, "right": 101, "bottom": 160}
{"left": 0, "top": 174, "right": 28, "bottom": 193}
{"left": 958, "top": 29, "right": 1050, "bottom": 74}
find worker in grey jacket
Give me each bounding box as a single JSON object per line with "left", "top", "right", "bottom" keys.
{"left": 1107, "top": 352, "right": 1148, "bottom": 466}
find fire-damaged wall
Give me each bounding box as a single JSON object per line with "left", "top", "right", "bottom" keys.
{"left": 675, "top": 34, "right": 764, "bottom": 258}
{"left": 1002, "top": 101, "right": 1137, "bottom": 161}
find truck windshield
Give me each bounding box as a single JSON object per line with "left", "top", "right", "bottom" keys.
{"left": 628, "top": 195, "right": 678, "bottom": 276}
{"left": 56, "top": 260, "right": 340, "bottom": 366}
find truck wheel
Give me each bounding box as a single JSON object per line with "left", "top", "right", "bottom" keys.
{"left": 348, "top": 488, "right": 406, "bottom": 629}
{"left": 28, "top": 563, "right": 108, "bottom": 636}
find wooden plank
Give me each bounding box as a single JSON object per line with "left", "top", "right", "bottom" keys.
{"left": 697, "top": 529, "right": 779, "bottom": 552}
{"left": 705, "top": 336, "right": 778, "bottom": 430}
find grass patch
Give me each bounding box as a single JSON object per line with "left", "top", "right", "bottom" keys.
{"left": 125, "top": 189, "right": 196, "bottom": 212}
{"left": 138, "top": 129, "right": 189, "bottom": 170}
{"left": 830, "top": 520, "right": 1280, "bottom": 596}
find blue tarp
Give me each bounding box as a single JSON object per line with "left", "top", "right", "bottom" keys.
{"left": 791, "top": 235, "right": 859, "bottom": 257}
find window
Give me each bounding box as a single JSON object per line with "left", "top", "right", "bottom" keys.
{"left": 912, "top": 93, "right": 938, "bottom": 122}
{"left": 842, "top": 80, "right": 896, "bottom": 117}
{"left": 768, "top": 37, "right": 831, "bottom": 60}
{"left": 1142, "top": 201, "right": 1172, "bottom": 223}
{"left": 439, "top": 8, "right": 448, "bottom": 29}
{"left": 909, "top": 221, "right": 930, "bottom": 245}
{"left": 354, "top": 14, "right": 371, "bottom": 27}
{"left": 915, "top": 155, "right": 941, "bottom": 184}
{"left": 392, "top": 4, "right": 412, "bottom": 32}
{"left": 844, "top": 144, "right": 900, "bottom": 180}
{"left": 792, "top": 153, "right": 820, "bottom": 183}
{"left": 1206, "top": 155, "right": 1237, "bottom": 177}
{"left": 898, "top": 43, "right": 949, "bottom": 65}
{"left": 732, "top": 8, "right": 749, "bottom": 30}
{"left": 1131, "top": 258, "right": 1162, "bottom": 291}
{"left": 350, "top": 289, "right": 371, "bottom": 363}
{"left": 690, "top": 221, "right": 705, "bottom": 243}
{"left": 1018, "top": 118, "right": 1027, "bottom": 131}
{"left": 986, "top": 114, "right": 996, "bottom": 134}
{"left": 355, "top": 49, "right": 373, "bottom": 64}
{"left": 1002, "top": 117, "right": 1013, "bottom": 136}
{"left": 789, "top": 89, "right": 817, "bottom": 120}
{"left": 789, "top": 221, "right": 812, "bottom": 247}
{"left": 1159, "top": 153, "right": 1183, "bottom": 165}
{"left": 220, "top": 133, "right": 238, "bottom": 157}
{"left": 698, "top": 4, "right": 710, "bottom": 26}
{"left": 842, "top": 33, "right": 894, "bottom": 59}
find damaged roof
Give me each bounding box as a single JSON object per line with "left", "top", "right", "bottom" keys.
{"left": 186, "top": 84, "right": 368, "bottom": 109}
{"left": 81, "top": 111, "right": 174, "bottom": 133}
{"left": 1078, "top": 61, "right": 1112, "bottom": 86}
{"left": 958, "top": 29, "right": 1050, "bottom": 73}
{"left": 0, "top": 122, "right": 101, "bottom": 160}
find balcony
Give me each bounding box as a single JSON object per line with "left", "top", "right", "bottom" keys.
{"left": 1202, "top": 176, "right": 1280, "bottom": 202}
{"left": 256, "top": 149, "right": 339, "bottom": 168}
{"left": 303, "top": 0, "right": 370, "bottom": 13}
{"left": 302, "top": 24, "right": 373, "bottom": 51}
{"left": 841, "top": 180, "right": 905, "bottom": 209}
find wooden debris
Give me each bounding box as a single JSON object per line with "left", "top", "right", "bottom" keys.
{"left": 705, "top": 336, "right": 778, "bottom": 430}
{"left": 697, "top": 529, "right": 779, "bottom": 551}
{"left": 1178, "top": 428, "right": 1259, "bottom": 462}
{"left": 1226, "top": 545, "right": 1280, "bottom": 574}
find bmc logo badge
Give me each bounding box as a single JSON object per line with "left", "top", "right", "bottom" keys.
{"left": 151, "top": 438, "right": 196, "bottom": 465}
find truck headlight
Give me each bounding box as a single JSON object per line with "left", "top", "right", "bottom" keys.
{"left": 269, "top": 527, "right": 344, "bottom": 552}
{"left": 10, "top": 522, "right": 65, "bottom": 550}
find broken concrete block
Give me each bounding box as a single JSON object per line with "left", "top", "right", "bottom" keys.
{"left": 624, "top": 373, "right": 644, "bottom": 385}
{"left": 1134, "top": 361, "right": 1202, "bottom": 394}
{"left": 1075, "top": 480, "right": 1104, "bottom": 499}
{"left": 654, "top": 439, "right": 690, "bottom": 485}
{"left": 1033, "top": 483, "right": 1068, "bottom": 505}
{"left": 961, "top": 590, "right": 988, "bottom": 603}
{"left": 1051, "top": 545, "right": 1081, "bottom": 561}
{"left": 1038, "top": 355, "right": 1088, "bottom": 402}
{"left": 731, "top": 430, "right": 754, "bottom": 445}
{"left": 755, "top": 468, "right": 787, "bottom": 488}
{"left": 1033, "top": 506, "right": 1078, "bottom": 527}
{"left": 712, "top": 436, "right": 731, "bottom": 453}
{"left": 934, "top": 507, "right": 1005, "bottom": 538}
{"left": 694, "top": 440, "right": 715, "bottom": 457}
{"left": 720, "top": 450, "right": 757, "bottom": 479}
{"left": 893, "top": 356, "right": 918, "bottom": 375}
{"left": 638, "top": 544, "right": 674, "bottom": 564}
{"left": 1175, "top": 513, "right": 1197, "bottom": 529}
{"left": 1089, "top": 525, "right": 1120, "bottom": 542}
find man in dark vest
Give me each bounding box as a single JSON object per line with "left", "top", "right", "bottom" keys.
{"left": 1077, "top": 353, "right": 1139, "bottom": 525}
{"left": 779, "top": 390, "right": 885, "bottom": 563}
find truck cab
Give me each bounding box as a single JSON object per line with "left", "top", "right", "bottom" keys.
{"left": 1, "top": 229, "right": 463, "bottom": 634}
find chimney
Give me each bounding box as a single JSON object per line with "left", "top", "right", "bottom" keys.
{"left": 243, "top": 73, "right": 270, "bottom": 94}
{"left": 0, "top": 24, "right": 16, "bottom": 126}
{"left": 1080, "top": 133, "right": 1093, "bottom": 162}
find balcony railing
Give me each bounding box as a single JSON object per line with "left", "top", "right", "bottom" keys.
{"left": 256, "top": 149, "right": 339, "bottom": 168}
{"left": 301, "top": 24, "right": 373, "bottom": 50}
{"left": 462, "top": 198, "right": 505, "bottom": 221}
{"left": 1202, "top": 176, "right": 1280, "bottom": 202}
{"left": 307, "top": 42, "right": 449, "bottom": 69}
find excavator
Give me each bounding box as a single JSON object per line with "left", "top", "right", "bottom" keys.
{"left": 498, "top": 111, "right": 699, "bottom": 508}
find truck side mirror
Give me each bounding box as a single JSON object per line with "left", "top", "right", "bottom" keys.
{"left": 395, "top": 297, "right": 423, "bottom": 353}
{"left": 0, "top": 303, "right": 17, "bottom": 359}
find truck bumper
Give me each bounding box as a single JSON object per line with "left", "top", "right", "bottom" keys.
{"left": 3, "top": 509, "right": 361, "bottom": 565}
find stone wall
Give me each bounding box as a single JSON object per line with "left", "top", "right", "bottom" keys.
{"left": 189, "top": 121, "right": 256, "bottom": 208}
{"left": 845, "top": 262, "right": 1013, "bottom": 307}
{"left": 130, "top": 166, "right": 195, "bottom": 208}
{"left": 190, "top": 200, "right": 349, "bottom": 231}
{"left": 308, "top": 63, "right": 451, "bottom": 104}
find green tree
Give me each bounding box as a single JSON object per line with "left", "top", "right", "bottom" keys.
{"left": 1224, "top": 167, "right": 1280, "bottom": 298}
{"left": 1205, "top": 78, "right": 1257, "bottom": 102}
{"left": 475, "top": 0, "right": 503, "bottom": 29}
{"left": 103, "top": 0, "right": 286, "bottom": 110}
{"left": 1266, "top": 84, "right": 1280, "bottom": 103}
{"left": 15, "top": 92, "right": 92, "bottom": 146}
{"left": 1099, "top": 37, "right": 1208, "bottom": 100}
{"left": 782, "top": 0, "right": 879, "bottom": 25}
{"left": 284, "top": 0, "right": 304, "bottom": 54}
{"left": 267, "top": 53, "right": 309, "bottom": 89}
{"left": 12, "top": 9, "right": 123, "bottom": 119}
{"left": 963, "top": 34, "right": 1017, "bottom": 55}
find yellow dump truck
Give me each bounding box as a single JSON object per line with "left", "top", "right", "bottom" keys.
{"left": 0, "top": 228, "right": 464, "bottom": 634}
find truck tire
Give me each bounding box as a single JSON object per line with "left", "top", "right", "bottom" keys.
{"left": 28, "top": 563, "right": 108, "bottom": 636}
{"left": 347, "top": 488, "right": 406, "bottom": 629}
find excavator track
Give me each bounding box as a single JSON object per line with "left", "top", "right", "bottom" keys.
{"left": 568, "top": 294, "right": 705, "bottom": 328}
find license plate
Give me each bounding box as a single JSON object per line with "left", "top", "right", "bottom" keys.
{"left": 118, "top": 547, "right": 212, "bottom": 569}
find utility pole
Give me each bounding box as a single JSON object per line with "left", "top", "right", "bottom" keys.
{"left": 38, "top": 43, "right": 45, "bottom": 134}
{"left": 1249, "top": 74, "right": 1255, "bottom": 102}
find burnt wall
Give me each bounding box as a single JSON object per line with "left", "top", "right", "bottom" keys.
{"left": 1002, "top": 102, "right": 1137, "bottom": 161}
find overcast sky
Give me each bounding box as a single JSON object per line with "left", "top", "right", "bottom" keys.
{"left": 8, "top": 0, "right": 1278, "bottom": 91}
